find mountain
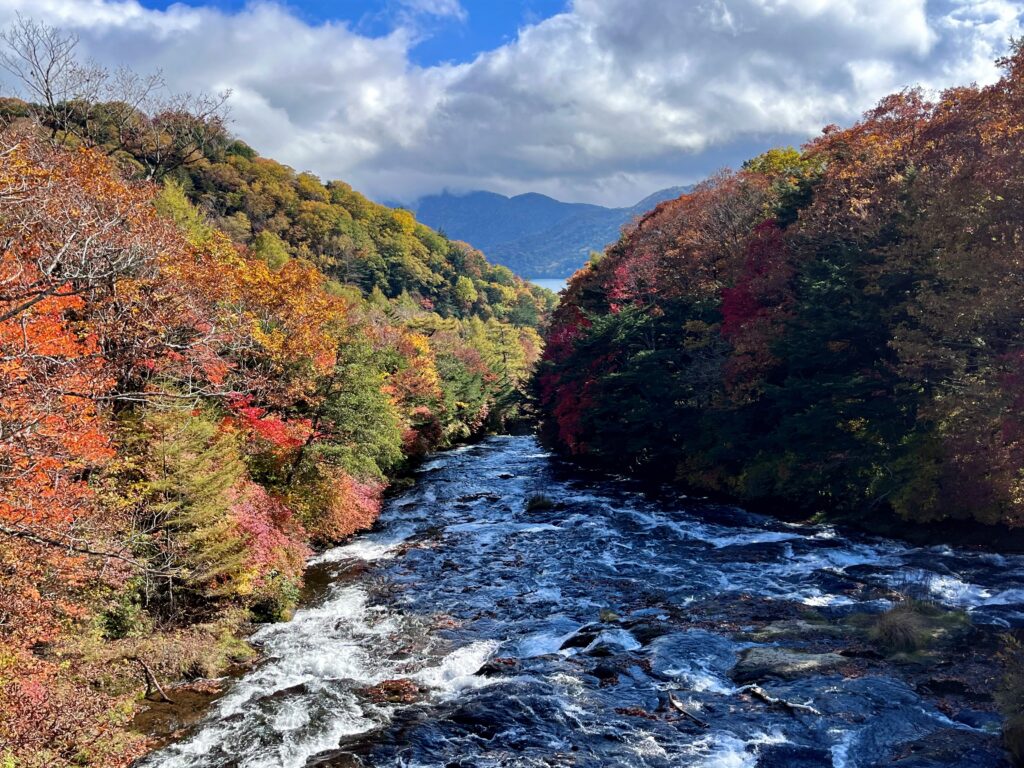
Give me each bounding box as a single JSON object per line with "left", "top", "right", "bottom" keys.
{"left": 409, "top": 186, "right": 691, "bottom": 278}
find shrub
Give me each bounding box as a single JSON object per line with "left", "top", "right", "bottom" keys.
{"left": 99, "top": 592, "right": 153, "bottom": 640}
{"left": 1005, "top": 715, "right": 1024, "bottom": 767}
{"left": 525, "top": 494, "right": 555, "bottom": 512}
{"left": 868, "top": 599, "right": 967, "bottom": 656}
{"left": 998, "top": 635, "right": 1024, "bottom": 766}
{"left": 871, "top": 604, "right": 929, "bottom": 654}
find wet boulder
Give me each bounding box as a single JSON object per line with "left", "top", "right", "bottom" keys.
{"left": 621, "top": 621, "right": 673, "bottom": 646}
{"left": 583, "top": 642, "right": 619, "bottom": 658}
{"left": 747, "top": 619, "right": 848, "bottom": 642}
{"left": 888, "top": 727, "right": 1005, "bottom": 767}
{"left": 757, "top": 744, "right": 833, "bottom": 767}
{"left": 455, "top": 492, "right": 501, "bottom": 503}
{"left": 258, "top": 681, "right": 315, "bottom": 702}
{"left": 590, "top": 663, "right": 620, "bottom": 684}
{"left": 559, "top": 626, "right": 602, "bottom": 650}
{"left": 476, "top": 657, "right": 519, "bottom": 677}
{"left": 731, "top": 646, "right": 845, "bottom": 683}
{"left": 952, "top": 708, "right": 1002, "bottom": 731}
{"left": 359, "top": 678, "right": 422, "bottom": 704}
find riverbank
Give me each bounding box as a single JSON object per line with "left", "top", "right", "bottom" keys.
{"left": 139, "top": 435, "right": 1020, "bottom": 767}
{"left": 127, "top": 428, "right": 520, "bottom": 754}
{"left": 547, "top": 446, "right": 1024, "bottom": 556}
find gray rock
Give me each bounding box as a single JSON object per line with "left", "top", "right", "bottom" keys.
{"left": 748, "top": 619, "right": 848, "bottom": 641}
{"left": 888, "top": 728, "right": 1005, "bottom": 767}
{"left": 757, "top": 744, "right": 833, "bottom": 767}
{"left": 731, "top": 646, "right": 845, "bottom": 683}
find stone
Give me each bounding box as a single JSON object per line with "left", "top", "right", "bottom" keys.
{"left": 757, "top": 744, "right": 833, "bottom": 767}
{"left": 749, "top": 619, "right": 847, "bottom": 641}
{"left": 952, "top": 708, "right": 1002, "bottom": 732}
{"left": 560, "top": 626, "right": 602, "bottom": 650}
{"left": 889, "top": 728, "right": 1005, "bottom": 767}
{"left": 731, "top": 646, "right": 845, "bottom": 683}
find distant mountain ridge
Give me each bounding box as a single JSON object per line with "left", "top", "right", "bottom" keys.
{"left": 406, "top": 186, "right": 691, "bottom": 278}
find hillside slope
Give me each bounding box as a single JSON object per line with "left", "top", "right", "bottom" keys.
{"left": 538, "top": 47, "right": 1024, "bottom": 532}
{"left": 412, "top": 186, "right": 690, "bottom": 277}
{"left": 0, "top": 79, "right": 553, "bottom": 764}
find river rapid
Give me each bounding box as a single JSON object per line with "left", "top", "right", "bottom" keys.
{"left": 141, "top": 435, "right": 1024, "bottom": 768}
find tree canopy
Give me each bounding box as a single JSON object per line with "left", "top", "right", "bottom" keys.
{"left": 538, "top": 43, "right": 1024, "bottom": 530}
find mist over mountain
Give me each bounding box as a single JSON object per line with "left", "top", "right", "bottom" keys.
{"left": 407, "top": 186, "right": 691, "bottom": 278}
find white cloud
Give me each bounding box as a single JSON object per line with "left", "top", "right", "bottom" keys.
{"left": 0, "top": 0, "right": 1020, "bottom": 205}
{"left": 398, "top": 0, "right": 467, "bottom": 21}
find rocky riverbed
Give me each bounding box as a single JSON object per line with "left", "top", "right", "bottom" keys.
{"left": 139, "top": 435, "right": 1024, "bottom": 767}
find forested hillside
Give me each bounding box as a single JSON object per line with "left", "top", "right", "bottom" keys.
{"left": 539, "top": 44, "right": 1024, "bottom": 530}
{"left": 0, "top": 20, "right": 551, "bottom": 766}
{"left": 412, "top": 186, "right": 689, "bottom": 278}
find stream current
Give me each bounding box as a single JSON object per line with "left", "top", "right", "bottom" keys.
{"left": 142, "top": 435, "right": 1024, "bottom": 767}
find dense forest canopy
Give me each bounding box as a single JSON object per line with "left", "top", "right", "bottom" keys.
{"left": 0, "top": 18, "right": 551, "bottom": 766}
{"left": 539, "top": 43, "right": 1024, "bottom": 530}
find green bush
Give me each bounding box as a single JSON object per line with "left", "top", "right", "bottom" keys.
{"left": 868, "top": 600, "right": 967, "bottom": 656}
{"left": 99, "top": 593, "right": 152, "bottom": 640}
{"left": 525, "top": 494, "right": 555, "bottom": 512}
{"left": 871, "top": 604, "right": 930, "bottom": 654}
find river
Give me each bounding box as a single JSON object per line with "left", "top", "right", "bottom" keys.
{"left": 140, "top": 435, "right": 1024, "bottom": 767}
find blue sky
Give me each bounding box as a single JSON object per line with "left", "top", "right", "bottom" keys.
{"left": 2, "top": 1, "right": 1022, "bottom": 206}
{"left": 137, "top": 0, "right": 568, "bottom": 66}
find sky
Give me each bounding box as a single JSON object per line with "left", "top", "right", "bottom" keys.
{"left": 0, "top": 0, "right": 1022, "bottom": 206}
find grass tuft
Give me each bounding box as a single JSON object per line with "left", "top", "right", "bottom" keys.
{"left": 871, "top": 604, "right": 930, "bottom": 654}
{"left": 525, "top": 494, "right": 555, "bottom": 511}
{"left": 867, "top": 599, "right": 967, "bottom": 657}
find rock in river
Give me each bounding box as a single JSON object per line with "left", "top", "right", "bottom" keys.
{"left": 731, "top": 646, "right": 846, "bottom": 683}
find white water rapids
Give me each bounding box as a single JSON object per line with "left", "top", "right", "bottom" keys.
{"left": 141, "top": 436, "right": 1022, "bottom": 767}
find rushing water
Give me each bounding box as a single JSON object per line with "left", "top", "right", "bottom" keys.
{"left": 142, "top": 436, "right": 1024, "bottom": 768}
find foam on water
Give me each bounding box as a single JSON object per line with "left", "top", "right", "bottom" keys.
{"left": 984, "top": 587, "right": 1024, "bottom": 606}
{"left": 704, "top": 530, "right": 802, "bottom": 548}
{"left": 311, "top": 524, "right": 417, "bottom": 564}
{"left": 830, "top": 728, "right": 858, "bottom": 768}
{"left": 412, "top": 640, "right": 501, "bottom": 694}
{"left": 689, "top": 733, "right": 757, "bottom": 768}
{"left": 517, "top": 627, "right": 581, "bottom": 658}
{"left": 926, "top": 574, "right": 992, "bottom": 606}
{"left": 445, "top": 521, "right": 561, "bottom": 535}
{"left": 144, "top": 436, "right": 1021, "bottom": 767}
{"left": 586, "top": 628, "right": 642, "bottom": 653}
{"left": 661, "top": 662, "right": 736, "bottom": 695}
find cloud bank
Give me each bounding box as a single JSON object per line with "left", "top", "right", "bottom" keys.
{"left": 0, "top": 0, "right": 1020, "bottom": 204}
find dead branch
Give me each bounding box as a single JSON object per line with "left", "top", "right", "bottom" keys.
{"left": 127, "top": 656, "right": 175, "bottom": 704}
{"left": 667, "top": 692, "right": 709, "bottom": 727}
{"left": 740, "top": 684, "right": 822, "bottom": 716}
{"left": 0, "top": 522, "right": 179, "bottom": 577}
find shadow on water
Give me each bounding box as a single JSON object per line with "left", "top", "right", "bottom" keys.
{"left": 138, "top": 435, "right": 1022, "bottom": 767}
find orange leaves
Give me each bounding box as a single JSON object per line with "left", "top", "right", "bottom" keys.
{"left": 0, "top": 131, "right": 172, "bottom": 323}
{"left": 0, "top": 134, "right": 162, "bottom": 541}
{"left": 0, "top": 285, "right": 114, "bottom": 533}
{"left": 146, "top": 223, "right": 350, "bottom": 404}
{"left": 0, "top": 115, "right": 552, "bottom": 767}
{"left": 380, "top": 326, "right": 444, "bottom": 409}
